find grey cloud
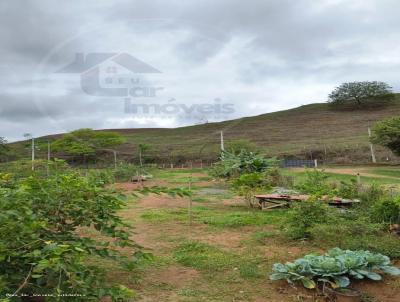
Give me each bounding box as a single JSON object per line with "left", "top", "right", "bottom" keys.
{"left": 1, "top": 0, "right": 400, "bottom": 141}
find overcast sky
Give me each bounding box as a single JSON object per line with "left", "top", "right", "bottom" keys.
{"left": 1, "top": 0, "right": 400, "bottom": 141}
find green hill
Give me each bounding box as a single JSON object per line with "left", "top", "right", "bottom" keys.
{"left": 8, "top": 98, "right": 400, "bottom": 165}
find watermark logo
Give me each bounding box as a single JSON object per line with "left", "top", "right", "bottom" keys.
{"left": 56, "top": 52, "right": 235, "bottom": 120}
{"left": 56, "top": 52, "right": 162, "bottom": 97}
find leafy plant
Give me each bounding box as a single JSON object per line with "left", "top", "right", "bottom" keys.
{"left": 371, "top": 197, "right": 400, "bottom": 225}
{"left": 210, "top": 150, "right": 278, "bottom": 179}
{"left": 296, "top": 169, "right": 334, "bottom": 197}
{"left": 283, "top": 199, "right": 330, "bottom": 239}
{"left": 270, "top": 248, "right": 400, "bottom": 289}
{"left": 231, "top": 172, "right": 271, "bottom": 207}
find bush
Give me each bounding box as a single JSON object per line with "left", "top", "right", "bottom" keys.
{"left": 371, "top": 197, "right": 400, "bottom": 224}
{"left": 283, "top": 199, "right": 330, "bottom": 239}
{"left": 230, "top": 172, "right": 271, "bottom": 207}
{"left": 210, "top": 150, "right": 278, "bottom": 179}
{"left": 296, "top": 169, "right": 334, "bottom": 197}
{"left": 0, "top": 173, "right": 136, "bottom": 301}
{"left": 113, "top": 164, "right": 140, "bottom": 182}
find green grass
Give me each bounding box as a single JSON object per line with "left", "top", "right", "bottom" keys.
{"left": 140, "top": 208, "right": 187, "bottom": 222}
{"left": 198, "top": 210, "right": 285, "bottom": 228}
{"left": 141, "top": 205, "right": 286, "bottom": 228}
{"left": 370, "top": 167, "right": 400, "bottom": 178}
{"left": 174, "top": 241, "right": 236, "bottom": 271}
{"left": 283, "top": 169, "right": 400, "bottom": 186}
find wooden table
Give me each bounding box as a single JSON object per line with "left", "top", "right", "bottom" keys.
{"left": 254, "top": 194, "right": 360, "bottom": 210}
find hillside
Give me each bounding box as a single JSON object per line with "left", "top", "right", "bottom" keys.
{"left": 9, "top": 98, "right": 400, "bottom": 165}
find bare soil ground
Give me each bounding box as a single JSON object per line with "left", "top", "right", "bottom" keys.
{"left": 108, "top": 169, "right": 400, "bottom": 302}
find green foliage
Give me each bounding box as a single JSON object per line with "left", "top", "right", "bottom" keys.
{"left": 210, "top": 150, "right": 278, "bottom": 179}
{"left": 296, "top": 169, "right": 333, "bottom": 197}
{"left": 0, "top": 159, "right": 70, "bottom": 180}
{"left": 86, "top": 169, "right": 116, "bottom": 186}
{"left": 328, "top": 81, "right": 394, "bottom": 106}
{"left": 309, "top": 219, "right": 400, "bottom": 258}
{"left": 0, "top": 173, "right": 136, "bottom": 301}
{"left": 0, "top": 137, "right": 9, "bottom": 160}
{"left": 270, "top": 248, "right": 400, "bottom": 289}
{"left": 174, "top": 241, "right": 235, "bottom": 271}
{"left": 231, "top": 172, "right": 271, "bottom": 207}
{"left": 113, "top": 164, "right": 139, "bottom": 182}
{"left": 52, "top": 128, "right": 126, "bottom": 160}
{"left": 371, "top": 197, "right": 400, "bottom": 224}
{"left": 283, "top": 199, "right": 330, "bottom": 239}
{"left": 371, "top": 116, "right": 400, "bottom": 156}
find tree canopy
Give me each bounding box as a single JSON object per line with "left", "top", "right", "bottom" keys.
{"left": 52, "top": 128, "right": 126, "bottom": 159}
{"left": 371, "top": 116, "right": 400, "bottom": 156}
{"left": 328, "top": 81, "right": 394, "bottom": 106}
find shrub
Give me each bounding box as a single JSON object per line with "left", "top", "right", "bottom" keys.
{"left": 0, "top": 173, "right": 136, "bottom": 301}
{"left": 231, "top": 172, "right": 271, "bottom": 207}
{"left": 283, "top": 199, "right": 330, "bottom": 239}
{"left": 337, "top": 179, "right": 359, "bottom": 199}
{"left": 210, "top": 150, "right": 278, "bottom": 179}
{"left": 113, "top": 164, "right": 140, "bottom": 182}
{"left": 86, "top": 168, "right": 115, "bottom": 186}
{"left": 296, "top": 169, "right": 334, "bottom": 197}
{"left": 371, "top": 197, "right": 400, "bottom": 224}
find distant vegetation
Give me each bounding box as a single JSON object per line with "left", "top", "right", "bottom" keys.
{"left": 4, "top": 97, "right": 400, "bottom": 165}
{"left": 372, "top": 116, "right": 400, "bottom": 156}
{"left": 328, "top": 81, "right": 394, "bottom": 107}
{"left": 51, "top": 128, "right": 126, "bottom": 164}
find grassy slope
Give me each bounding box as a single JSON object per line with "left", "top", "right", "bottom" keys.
{"left": 10, "top": 97, "right": 400, "bottom": 163}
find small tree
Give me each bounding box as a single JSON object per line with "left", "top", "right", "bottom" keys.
{"left": 138, "top": 143, "right": 151, "bottom": 167}
{"left": 328, "top": 81, "right": 394, "bottom": 107}
{"left": 0, "top": 137, "right": 8, "bottom": 153}
{"left": 371, "top": 117, "right": 400, "bottom": 156}
{"left": 52, "top": 128, "right": 126, "bottom": 164}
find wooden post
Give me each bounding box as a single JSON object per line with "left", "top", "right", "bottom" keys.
{"left": 31, "top": 137, "right": 35, "bottom": 171}
{"left": 46, "top": 140, "right": 51, "bottom": 177}
{"left": 113, "top": 150, "right": 117, "bottom": 169}
{"left": 314, "top": 159, "right": 318, "bottom": 168}
{"left": 368, "top": 127, "right": 377, "bottom": 163}
{"left": 188, "top": 173, "right": 193, "bottom": 227}
{"left": 220, "top": 131, "right": 224, "bottom": 151}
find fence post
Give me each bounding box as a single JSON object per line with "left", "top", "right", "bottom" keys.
{"left": 314, "top": 159, "right": 318, "bottom": 168}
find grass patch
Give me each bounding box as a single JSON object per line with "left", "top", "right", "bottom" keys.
{"left": 283, "top": 169, "right": 400, "bottom": 186}
{"left": 251, "top": 230, "right": 279, "bottom": 245}
{"left": 140, "top": 208, "right": 187, "bottom": 222}
{"left": 141, "top": 206, "right": 286, "bottom": 227}
{"left": 198, "top": 209, "right": 286, "bottom": 228}
{"left": 370, "top": 167, "right": 400, "bottom": 178}
{"left": 238, "top": 262, "right": 262, "bottom": 278}
{"left": 174, "top": 241, "right": 236, "bottom": 271}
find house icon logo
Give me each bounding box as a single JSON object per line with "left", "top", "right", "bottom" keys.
{"left": 56, "top": 53, "right": 163, "bottom": 97}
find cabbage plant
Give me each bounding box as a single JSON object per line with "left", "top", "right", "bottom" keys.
{"left": 270, "top": 248, "right": 400, "bottom": 289}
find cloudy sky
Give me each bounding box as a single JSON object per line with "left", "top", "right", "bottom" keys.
{"left": 1, "top": 0, "right": 400, "bottom": 141}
